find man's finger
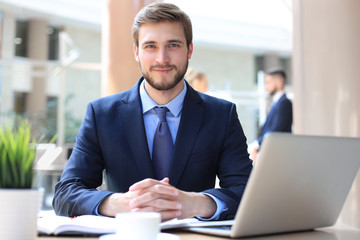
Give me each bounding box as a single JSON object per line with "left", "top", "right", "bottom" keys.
{"left": 129, "top": 178, "right": 170, "bottom": 192}
{"left": 161, "top": 177, "right": 170, "bottom": 183}
{"left": 129, "top": 193, "right": 181, "bottom": 209}
{"left": 129, "top": 184, "right": 179, "bottom": 206}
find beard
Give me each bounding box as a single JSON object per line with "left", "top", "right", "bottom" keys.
{"left": 266, "top": 85, "right": 278, "bottom": 95}
{"left": 270, "top": 89, "right": 277, "bottom": 95}
{"left": 140, "top": 59, "right": 189, "bottom": 91}
{"left": 270, "top": 86, "right": 279, "bottom": 95}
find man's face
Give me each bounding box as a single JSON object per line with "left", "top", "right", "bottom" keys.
{"left": 134, "top": 21, "right": 193, "bottom": 91}
{"left": 265, "top": 75, "right": 278, "bottom": 95}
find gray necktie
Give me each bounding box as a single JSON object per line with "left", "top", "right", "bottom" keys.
{"left": 152, "top": 107, "right": 174, "bottom": 180}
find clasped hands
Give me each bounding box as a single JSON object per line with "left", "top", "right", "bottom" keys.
{"left": 98, "top": 178, "right": 216, "bottom": 221}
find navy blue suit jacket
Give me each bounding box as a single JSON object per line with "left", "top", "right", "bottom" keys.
{"left": 257, "top": 94, "right": 293, "bottom": 146}
{"left": 53, "top": 78, "right": 253, "bottom": 220}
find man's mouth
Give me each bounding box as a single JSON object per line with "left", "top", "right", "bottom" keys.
{"left": 153, "top": 69, "right": 172, "bottom": 73}
{"left": 151, "top": 65, "right": 175, "bottom": 73}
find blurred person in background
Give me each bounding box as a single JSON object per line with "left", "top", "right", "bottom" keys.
{"left": 185, "top": 68, "right": 208, "bottom": 93}
{"left": 248, "top": 69, "right": 292, "bottom": 163}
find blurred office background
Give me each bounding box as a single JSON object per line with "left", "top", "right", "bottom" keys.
{"left": 0, "top": 0, "right": 359, "bottom": 229}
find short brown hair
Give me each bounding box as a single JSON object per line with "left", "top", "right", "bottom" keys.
{"left": 266, "top": 68, "right": 287, "bottom": 84}
{"left": 132, "top": 3, "right": 193, "bottom": 48}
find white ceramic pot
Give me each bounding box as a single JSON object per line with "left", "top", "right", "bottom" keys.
{"left": 0, "top": 188, "right": 43, "bottom": 240}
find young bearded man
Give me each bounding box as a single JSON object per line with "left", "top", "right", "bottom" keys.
{"left": 53, "top": 3, "right": 252, "bottom": 221}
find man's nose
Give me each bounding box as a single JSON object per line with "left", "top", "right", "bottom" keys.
{"left": 155, "top": 48, "right": 170, "bottom": 64}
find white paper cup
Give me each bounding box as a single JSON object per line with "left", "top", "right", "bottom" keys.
{"left": 115, "top": 212, "right": 161, "bottom": 240}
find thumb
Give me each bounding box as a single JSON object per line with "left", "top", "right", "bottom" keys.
{"left": 161, "top": 177, "right": 170, "bottom": 184}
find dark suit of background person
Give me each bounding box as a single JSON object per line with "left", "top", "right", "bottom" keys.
{"left": 257, "top": 94, "right": 292, "bottom": 146}
{"left": 249, "top": 69, "right": 293, "bottom": 163}
{"left": 53, "top": 78, "right": 253, "bottom": 220}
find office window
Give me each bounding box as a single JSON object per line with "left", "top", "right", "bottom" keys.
{"left": 254, "top": 56, "right": 265, "bottom": 83}
{"left": 254, "top": 55, "right": 292, "bottom": 84}
{"left": 13, "top": 92, "right": 27, "bottom": 114}
{"left": 48, "top": 26, "right": 59, "bottom": 60}
{"left": 45, "top": 96, "right": 58, "bottom": 141}
{"left": 280, "top": 57, "right": 292, "bottom": 85}
{"left": 15, "top": 20, "right": 28, "bottom": 57}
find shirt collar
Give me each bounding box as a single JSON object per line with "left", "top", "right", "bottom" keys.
{"left": 140, "top": 79, "right": 187, "bottom": 117}
{"left": 272, "top": 91, "right": 285, "bottom": 104}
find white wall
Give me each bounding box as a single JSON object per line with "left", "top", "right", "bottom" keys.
{"left": 189, "top": 45, "right": 256, "bottom": 92}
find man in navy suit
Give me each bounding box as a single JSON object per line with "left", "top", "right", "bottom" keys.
{"left": 53, "top": 3, "right": 252, "bottom": 221}
{"left": 249, "top": 69, "right": 293, "bottom": 162}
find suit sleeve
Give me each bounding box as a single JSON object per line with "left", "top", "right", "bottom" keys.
{"left": 52, "top": 103, "right": 113, "bottom": 217}
{"left": 203, "top": 103, "right": 253, "bottom": 220}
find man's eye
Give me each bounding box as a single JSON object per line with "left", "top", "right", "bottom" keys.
{"left": 145, "top": 45, "right": 155, "bottom": 49}
{"left": 169, "top": 44, "right": 180, "bottom": 48}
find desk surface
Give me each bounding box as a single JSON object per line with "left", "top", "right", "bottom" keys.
{"left": 37, "top": 225, "right": 360, "bottom": 240}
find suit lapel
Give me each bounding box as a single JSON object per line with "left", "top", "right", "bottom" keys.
{"left": 118, "top": 79, "right": 155, "bottom": 179}
{"left": 268, "top": 94, "right": 285, "bottom": 116}
{"left": 168, "top": 86, "right": 204, "bottom": 187}
{"left": 271, "top": 94, "right": 286, "bottom": 109}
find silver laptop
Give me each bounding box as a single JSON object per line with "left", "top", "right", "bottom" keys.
{"left": 188, "top": 133, "right": 360, "bottom": 238}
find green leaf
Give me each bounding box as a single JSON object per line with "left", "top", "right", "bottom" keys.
{"left": 0, "top": 120, "right": 37, "bottom": 188}
{"left": 49, "top": 134, "right": 58, "bottom": 144}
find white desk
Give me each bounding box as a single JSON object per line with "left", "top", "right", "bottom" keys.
{"left": 37, "top": 225, "right": 360, "bottom": 240}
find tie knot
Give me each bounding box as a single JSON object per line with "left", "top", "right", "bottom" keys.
{"left": 154, "top": 107, "right": 168, "bottom": 122}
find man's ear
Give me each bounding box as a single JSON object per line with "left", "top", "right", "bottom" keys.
{"left": 188, "top": 43, "right": 193, "bottom": 59}
{"left": 275, "top": 76, "right": 284, "bottom": 89}
{"left": 133, "top": 44, "right": 139, "bottom": 62}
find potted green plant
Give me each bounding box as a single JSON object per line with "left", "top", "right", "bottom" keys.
{"left": 0, "top": 120, "right": 43, "bottom": 240}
